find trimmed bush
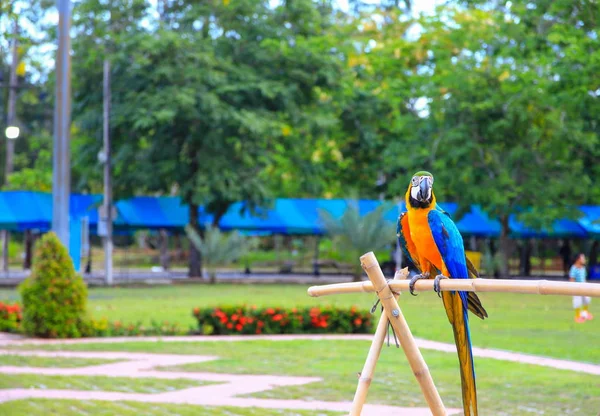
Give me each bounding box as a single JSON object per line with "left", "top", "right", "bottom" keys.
{"left": 83, "top": 318, "right": 188, "bottom": 337}
{"left": 19, "top": 232, "right": 88, "bottom": 338}
{"left": 0, "top": 302, "right": 21, "bottom": 333}
{"left": 193, "top": 305, "right": 374, "bottom": 335}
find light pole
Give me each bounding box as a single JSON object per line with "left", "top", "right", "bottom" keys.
{"left": 52, "top": 0, "right": 72, "bottom": 247}
{"left": 102, "top": 59, "right": 113, "bottom": 286}
{"left": 2, "top": 17, "right": 20, "bottom": 273}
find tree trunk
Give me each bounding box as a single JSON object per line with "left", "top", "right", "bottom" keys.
{"left": 174, "top": 232, "right": 183, "bottom": 262}
{"left": 23, "top": 230, "right": 33, "bottom": 270}
{"left": 519, "top": 239, "right": 531, "bottom": 277}
{"left": 313, "top": 235, "right": 320, "bottom": 277}
{"left": 498, "top": 215, "right": 511, "bottom": 278}
{"left": 159, "top": 228, "right": 169, "bottom": 270}
{"left": 589, "top": 240, "right": 598, "bottom": 275}
{"left": 188, "top": 203, "right": 202, "bottom": 278}
{"left": 353, "top": 264, "right": 363, "bottom": 282}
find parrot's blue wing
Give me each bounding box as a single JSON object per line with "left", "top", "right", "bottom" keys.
{"left": 427, "top": 209, "right": 469, "bottom": 280}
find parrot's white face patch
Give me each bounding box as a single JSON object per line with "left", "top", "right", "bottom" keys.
{"left": 411, "top": 186, "right": 420, "bottom": 200}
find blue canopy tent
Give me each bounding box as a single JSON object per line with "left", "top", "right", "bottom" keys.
{"left": 508, "top": 217, "right": 588, "bottom": 239}
{"left": 114, "top": 196, "right": 189, "bottom": 230}
{"left": 577, "top": 206, "right": 600, "bottom": 238}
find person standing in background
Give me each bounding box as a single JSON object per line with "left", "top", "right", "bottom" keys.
{"left": 570, "top": 253, "right": 593, "bottom": 323}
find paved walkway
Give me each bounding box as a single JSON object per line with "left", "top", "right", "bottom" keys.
{"left": 3, "top": 333, "right": 599, "bottom": 375}
{"left": 1, "top": 333, "right": 598, "bottom": 415}
{"left": 0, "top": 348, "right": 459, "bottom": 415}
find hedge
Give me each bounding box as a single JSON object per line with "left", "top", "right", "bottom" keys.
{"left": 193, "top": 305, "right": 374, "bottom": 335}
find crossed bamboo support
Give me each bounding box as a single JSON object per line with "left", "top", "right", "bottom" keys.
{"left": 307, "top": 251, "right": 600, "bottom": 415}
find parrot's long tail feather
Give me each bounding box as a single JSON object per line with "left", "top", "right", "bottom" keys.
{"left": 467, "top": 292, "right": 488, "bottom": 320}
{"left": 443, "top": 291, "right": 478, "bottom": 416}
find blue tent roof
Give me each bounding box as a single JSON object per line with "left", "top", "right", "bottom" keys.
{"left": 578, "top": 205, "right": 600, "bottom": 237}
{"left": 508, "top": 216, "right": 588, "bottom": 239}
{"left": 0, "top": 191, "right": 598, "bottom": 239}
{"left": 115, "top": 196, "right": 188, "bottom": 229}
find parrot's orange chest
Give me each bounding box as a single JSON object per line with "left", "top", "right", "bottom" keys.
{"left": 407, "top": 207, "right": 443, "bottom": 271}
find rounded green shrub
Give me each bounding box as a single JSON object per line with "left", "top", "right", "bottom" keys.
{"left": 19, "top": 232, "right": 88, "bottom": 338}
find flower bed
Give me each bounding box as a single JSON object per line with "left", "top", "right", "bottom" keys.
{"left": 193, "top": 305, "right": 373, "bottom": 335}
{"left": 0, "top": 302, "right": 22, "bottom": 333}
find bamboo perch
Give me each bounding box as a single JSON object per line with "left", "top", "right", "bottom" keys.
{"left": 350, "top": 267, "right": 409, "bottom": 416}
{"left": 361, "top": 252, "right": 447, "bottom": 416}
{"left": 308, "top": 277, "right": 600, "bottom": 298}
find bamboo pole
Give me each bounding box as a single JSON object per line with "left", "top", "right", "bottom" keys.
{"left": 350, "top": 267, "right": 409, "bottom": 415}
{"left": 307, "top": 277, "right": 600, "bottom": 298}
{"left": 361, "top": 252, "right": 447, "bottom": 416}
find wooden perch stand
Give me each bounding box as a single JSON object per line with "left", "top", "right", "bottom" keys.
{"left": 307, "top": 251, "right": 600, "bottom": 415}
{"left": 350, "top": 267, "right": 407, "bottom": 416}
{"left": 308, "top": 276, "right": 600, "bottom": 298}
{"left": 356, "top": 252, "right": 447, "bottom": 416}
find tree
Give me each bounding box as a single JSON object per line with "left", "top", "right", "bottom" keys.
{"left": 383, "top": 3, "right": 599, "bottom": 276}
{"left": 70, "top": 0, "right": 347, "bottom": 277}
{"left": 319, "top": 201, "right": 396, "bottom": 281}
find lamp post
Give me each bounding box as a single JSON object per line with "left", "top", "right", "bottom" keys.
{"left": 52, "top": 0, "right": 72, "bottom": 248}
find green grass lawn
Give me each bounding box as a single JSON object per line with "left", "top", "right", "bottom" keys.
{"left": 0, "top": 355, "right": 121, "bottom": 368}
{"left": 5, "top": 339, "right": 598, "bottom": 416}
{"left": 0, "top": 372, "right": 213, "bottom": 394}
{"left": 1, "top": 283, "right": 598, "bottom": 362}
{"left": 0, "top": 400, "right": 344, "bottom": 416}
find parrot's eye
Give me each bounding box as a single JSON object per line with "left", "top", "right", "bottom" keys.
{"left": 411, "top": 176, "right": 419, "bottom": 186}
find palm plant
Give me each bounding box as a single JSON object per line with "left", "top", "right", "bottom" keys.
{"left": 319, "top": 201, "right": 396, "bottom": 281}
{"left": 185, "top": 224, "right": 252, "bottom": 284}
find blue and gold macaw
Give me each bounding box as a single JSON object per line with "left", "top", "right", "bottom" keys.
{"left": 397, "top": 171, "right": 487, "bottom": 416}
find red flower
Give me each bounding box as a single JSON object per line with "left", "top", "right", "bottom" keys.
{"left": 235, "top": 324, "right": 243, "bottom": 331}
{"left": 231, "top": 314, "right": 239, "bottom": 321}
{"left": 247, "top": 317, "right": 254, "bottom": 324}
{"left": 220, "top": 316, "right": 228, "bottom": 324}
{"left": 354, "top": 318, "right": 362, "bottom": 326}
{"left": 291, "top": 308, "right": 297, "bottom": 313}
{"left": 193, "top": 307, "right": 200, "bottom": 315}
{"left": 272, "top": 314, "right": 283, "bottom": 322}
{"left": 257, "top": 321, "right": 264, "bottom": 328}
{"left": 226, "top": 323, "right": 233, "bottom": 329}
{"left": 351, "top": 306, "right": 357, "bottom": 314}
{"left": 266, "top": 308, "right": 275, "bottom": 315}
{"left": 256, "top": 328, "right": 262, "bottom": 334}
{"left": 251, "top": 305, "right": 257, "bottom": 310}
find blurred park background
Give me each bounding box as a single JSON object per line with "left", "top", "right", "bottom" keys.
{"left": 0, "top": 1, "right": 599, "bottom": 415}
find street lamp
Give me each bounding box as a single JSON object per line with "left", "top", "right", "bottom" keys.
{"left": 5, "top": 126, "right": 19, "bottom": 139}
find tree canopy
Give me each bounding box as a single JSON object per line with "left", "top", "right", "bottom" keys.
{"left": 2, "top": 0, "right": 599, "bottom": 276}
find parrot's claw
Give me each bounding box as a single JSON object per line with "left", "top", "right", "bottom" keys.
{"left": 408, "top": 272, "right": 430, "bottom": 296}
{"left": 433, "top": 274, "right": 448, "bottom": 298}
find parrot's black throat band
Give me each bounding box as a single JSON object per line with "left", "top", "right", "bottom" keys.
{"left": 408, "top": 195, "right": 433, "bottom": 209}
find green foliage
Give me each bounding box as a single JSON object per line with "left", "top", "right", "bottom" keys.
{"left": 0, "top": 302, "right": 21, "bottom": 333}
{"left": 82, "top": 318, "right": 188, "bottom": 337}
{"left": 19, "top": 232, "right": 88, "bottom": 338}
{"left": 192, "top": 305, "right": 373, "bottom": 336}
{"left": 319, "top": 201, "right": 396, "bottom": 280}
{"left": 185, "top": 224, "right": 253, "bottom": 283}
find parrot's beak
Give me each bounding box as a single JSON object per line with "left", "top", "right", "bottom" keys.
{"left": 418, "top": 177, "right": 432, "bottom": 201}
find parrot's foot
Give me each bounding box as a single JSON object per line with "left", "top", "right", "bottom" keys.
{"left": 433, "top": 274, "right": 448, "bottom": 298}
{"left": 408, "top": 272, "right": 430, "bottom": 296}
